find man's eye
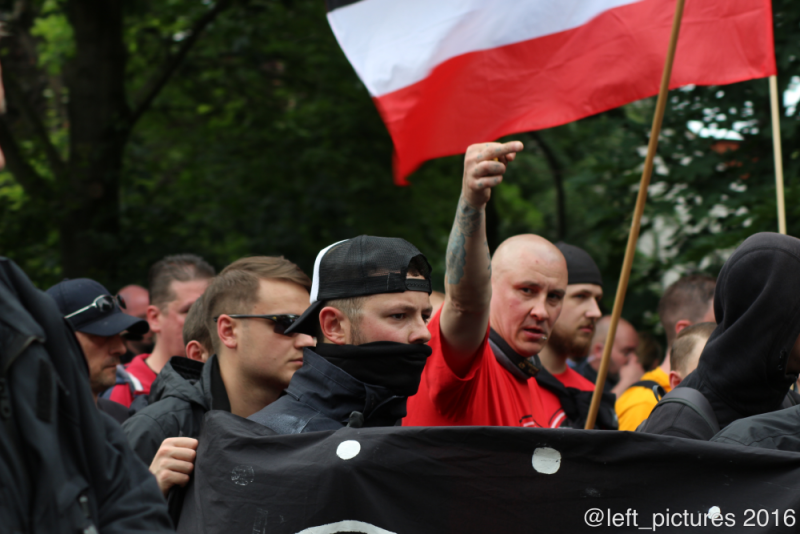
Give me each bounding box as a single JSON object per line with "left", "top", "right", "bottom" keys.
{"left": 520, "top": 287, "right": 532, "bottom": 294}
{"left": 422, "top": 315, "right": 431, "bottom": 324}
{"left": 390, "top": 314, "right": 405, "bottom": 320}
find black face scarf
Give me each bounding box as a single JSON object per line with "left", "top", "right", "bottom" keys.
{"left": 314, "top": 341, "right": 432, "bottom": 397}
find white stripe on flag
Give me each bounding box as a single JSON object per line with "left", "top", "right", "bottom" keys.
{"left": 327, "top": 0, "right": 645, "bottom": 97}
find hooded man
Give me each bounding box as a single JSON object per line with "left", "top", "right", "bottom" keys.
{"left": 638, "top": 232, "right": 800, "bottom": 440}
{"left": 248, "top": 235, "right": 434, "bottom": 432}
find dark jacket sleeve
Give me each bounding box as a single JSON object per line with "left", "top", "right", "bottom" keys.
{"left": 122, "top": 410, "right": 172, "bottom": 467}
{"left": 96, "top": 412, "right": 174, "bottom": 533}
{"left": 711, "top": 405, "right": 800, "bottom": 451}
{"left": 637, "top": 403, "right": 715, "bottom": 440}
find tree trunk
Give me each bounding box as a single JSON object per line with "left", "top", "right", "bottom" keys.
{"left": 60, "top": 0, "right": 129, "bottom": 281}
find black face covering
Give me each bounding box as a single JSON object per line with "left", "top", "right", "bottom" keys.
{"left": 314, "top": 341, "right": 432, "bottom": 397}
{"left": 681, "top": 232, "right": 800, "bottom": 427}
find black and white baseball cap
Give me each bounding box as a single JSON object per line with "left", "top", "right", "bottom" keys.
{"left": 284, "top": 235, "right": 432, "bottom": 336}
{"left": 46, "top": 278, "right": 150, "bottom": 338}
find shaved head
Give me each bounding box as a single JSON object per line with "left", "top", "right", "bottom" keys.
{"left": 118, "top": 284, "right": 149, "bottom": 319}
{"left": 489, "top": 234, "right": 568, "bottom": 357}
{"left": 492, "top": 234, "right": 566, "bottom": 278}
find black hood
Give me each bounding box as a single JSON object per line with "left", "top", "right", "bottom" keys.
{"left": 680, "top": 232, "right": 800, "bottom": 427}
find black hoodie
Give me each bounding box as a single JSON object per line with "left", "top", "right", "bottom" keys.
{"left": 639, "top": 232, "right": 800, "bottom": 440}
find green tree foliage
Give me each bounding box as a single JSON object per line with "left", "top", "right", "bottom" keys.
{"left": 0, "top": 0, "right": 798, "bottom": 344}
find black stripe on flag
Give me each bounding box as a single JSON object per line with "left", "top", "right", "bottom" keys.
{"left": 326, "top": 0, "right": 363, "bottom": 12}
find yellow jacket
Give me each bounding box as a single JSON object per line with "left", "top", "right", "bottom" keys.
{"left": 615, "top": 367, "right": 671, "bottom": 432}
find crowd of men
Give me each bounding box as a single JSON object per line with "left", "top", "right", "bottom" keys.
{"left": 6, "top": 140, "right": 800, "bottom": 532}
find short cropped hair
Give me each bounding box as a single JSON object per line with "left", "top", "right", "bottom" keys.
{"left": 220, "top": 256, "right": 311, "bottom": 290}
{"left": 670, "top": 322, "right": 716, "bottom": 376}
{"left": 183, "top": 295, "right": 212, "bottom": 353}
{"left": 636, "top": 332, "right": 664, "bottom": 372}
{"left": 149, "top": 254, "right": 215, "bottom": 309}
{"left": 657, "top": 274, "right": 716, "bottom": 346}
{"left": 206, "top": 256, "right": 311, "bottom": 351}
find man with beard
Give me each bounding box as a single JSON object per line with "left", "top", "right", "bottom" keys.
{"left": 247, "top": 236, "right": 434, "bottom": 433}
{"left": 640, "top": 232, "right": 800, "bottom": 440}
{"left": 535, "top": 243, "right": 618, "bottom": 428}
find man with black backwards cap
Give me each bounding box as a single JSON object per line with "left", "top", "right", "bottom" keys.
{"left": 639, "top": 232, "right": 800, "bottom": 440}
{"left": 534, "top": 243, "right": 618, "bottom": 429}
{"left": 404, "top": 141, "right": 579, "bottom": 429}
{"left": 47, "top": 278, "right": 150, "bottom": 423}
{"left": 248, "top": 235, "right": 434, "bottom": 433}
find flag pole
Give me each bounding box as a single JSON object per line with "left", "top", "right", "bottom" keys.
{"left": 585, "top": 0, "right": 687, "bottom": 430}
{"left": 769, "top": 74, "right": 787, "bottom": 235}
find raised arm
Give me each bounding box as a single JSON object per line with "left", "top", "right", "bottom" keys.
{"left": 439, "top": 141, "right": 523, "bottom": 376}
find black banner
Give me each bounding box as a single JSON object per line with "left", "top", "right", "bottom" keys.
{"left": 178, "top": 411, "right": 800, "bottom": 533}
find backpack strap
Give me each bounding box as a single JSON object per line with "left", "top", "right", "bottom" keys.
{"left": 629, "top": 380, "right": 666, "bottom": 402}
{"left": 781, "top": 390, "right": 800, "bottom": 409}
{"left": 655, "top": 387, "right": 720, "bottom": 435}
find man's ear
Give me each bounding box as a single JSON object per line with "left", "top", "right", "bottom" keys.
{"left": 146, "top": 305, "right": 163, "bottom": 335}
{"left": 319, "top": 306, "right": 348, "bottom": 345}
{"left": 674, "top": 319, "right": 692, "bottom": 336}
{"left": 185, "top": 340, "right": 209, "bottom": 362}
{"left": 216, "top": 315, "right": 238, "bottom": 350}
{"left": 668, "top": 370, "right": 682, "bottom": 390}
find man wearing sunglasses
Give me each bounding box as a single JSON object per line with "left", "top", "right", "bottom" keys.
{"left": 121, "top": 256, "right": 314, "bottom": 508}
{"left": 46, "top": 278, "right": 150, "bottom": 423}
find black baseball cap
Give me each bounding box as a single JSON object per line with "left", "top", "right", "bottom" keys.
{"left": 46, "top": 278, "right": 150, "bottom": 338}
{"left": 285, "top": 235, "right": 432, "bottom": 336}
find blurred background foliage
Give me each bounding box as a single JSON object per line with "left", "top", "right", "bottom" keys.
{"left": 1, "top": 0, "right": 799, "bottom": 343}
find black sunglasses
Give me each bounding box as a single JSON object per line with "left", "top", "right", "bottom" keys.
{"left": 65, "top": 294, "right": 126, "bottom": 320}
{"left": 214, "top": 314, "right": 300, "bottom": 336}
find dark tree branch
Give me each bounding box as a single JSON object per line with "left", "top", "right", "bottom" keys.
{"left": 530, "top": 131, "right": 567, "bottom": 241}
{"left": 128, "top": 0, "right": 235, "bottom": 129}
{"left": 0, "top": 115, "right": 52, "bottom": 199}
{"left": 4, "top": 73, "right": 68, "bottom": 181}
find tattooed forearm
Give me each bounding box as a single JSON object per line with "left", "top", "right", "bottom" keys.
{"left": 446, "top": 196, "right": 483, "bottom": 285}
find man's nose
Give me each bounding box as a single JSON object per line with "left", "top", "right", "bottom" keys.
{"left": 586, "top": 297, "right": 602, "bottom": 319}
{"left": 409, "top": 317, "right": 432, "bottom": 345}
{"left": 294, "top": 333, "right": 316, "bottom": 349}
{"left": 110, "top": 334, "right": 126, "bottom": 357}
{"left": 528, "top": 296, "right": 550, "bottom": 322}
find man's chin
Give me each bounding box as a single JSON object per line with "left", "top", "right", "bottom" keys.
{"left": 512, "top": 338, "right": 541, "bottom": 358}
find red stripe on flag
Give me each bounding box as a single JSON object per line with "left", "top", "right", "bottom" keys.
{"left": 373, "top": 0, "right": 774, "bottom": 185}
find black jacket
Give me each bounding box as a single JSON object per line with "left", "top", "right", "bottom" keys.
{"left": 711, "top": 402, "right": 800, "bottom": 450}
{"left": 122, "top": 355, "right": 224, "bottom": 466}
{"left": 249, "top": 348, "right": 406, "bottom": 433}
{"left": 0, "top": 257, "right": 172, "bottom": 533}
{"left": 639, "top": 233, "right": 800, "bottom": 440}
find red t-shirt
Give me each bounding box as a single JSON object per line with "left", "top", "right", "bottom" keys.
{"left": 109, "top": 353, "right": 157, "bottom": 408}
{"left": 404, "top": 310, "right": 567, "bottom": 428}
{"left": 551, "top": 366, "right": 596, "bottom": 391}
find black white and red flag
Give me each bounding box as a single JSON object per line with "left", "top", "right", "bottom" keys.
{"left": 178, "top": 411, "right": 800, "bottom": 534}
{"left": 325, "top": 0, "right": 776, "bottom": 184}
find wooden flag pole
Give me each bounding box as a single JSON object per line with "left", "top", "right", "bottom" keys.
{"left": 769, "top": 74, "right": 787, "bottom": 235}
{"left": 584, "top": 0, "right": 687, "bottom": 430}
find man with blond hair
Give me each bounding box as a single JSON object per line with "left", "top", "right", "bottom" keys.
{"left": 123, "top": 256, "right": 315, "bottom": 506}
